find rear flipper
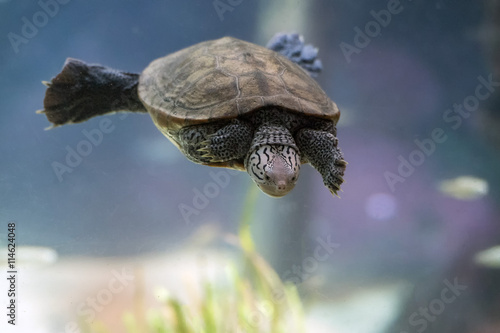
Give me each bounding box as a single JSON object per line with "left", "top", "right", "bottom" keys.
{"left": 39, "top": 58, "right": 147, "bottom": 128}
{"left": 266, "top": 33, "right": 323, "bottom": 77}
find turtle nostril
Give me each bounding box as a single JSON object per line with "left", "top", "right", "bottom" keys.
{"left": 277, "top": 181, "right": 287, "bottom": 191}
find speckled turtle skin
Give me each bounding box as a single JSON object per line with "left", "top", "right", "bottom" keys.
{"left": 138, "top": 37, "right": 339, "bottom": 167}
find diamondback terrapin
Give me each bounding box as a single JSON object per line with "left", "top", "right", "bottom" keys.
{"left": 40, "top": 33, "right": 346, "bottom": 197}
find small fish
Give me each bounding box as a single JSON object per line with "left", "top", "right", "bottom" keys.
{"left": 0, "top": 246, "right": 57, "bottom": 267}
{"left": 437, "top": 175, "right": 488, "bottom": 200}
{"left": 474, "top": 245, "right": 500, "bottom": 268}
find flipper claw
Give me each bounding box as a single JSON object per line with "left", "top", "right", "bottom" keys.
{"left": 197, "top": 138, "right": 221, "bottom": 161}
{"left": 197, "top": 147, "right": 211, "bottom": 153}
{"left": 44, "top": 124, "right": 58, "bottom": 130}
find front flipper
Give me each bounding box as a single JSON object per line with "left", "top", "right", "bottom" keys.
{"left": 179, "top": 120, "right": 253, "bottom": 164}
{"left": 266, "top": 33, "right": 323, "bottom": 77}
{"left": 296, "top": 128, "right": 346, "bottom": 196}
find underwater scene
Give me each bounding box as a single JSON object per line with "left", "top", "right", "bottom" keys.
{"left": 1, "top": 0, "right": 500, "bottom": 332}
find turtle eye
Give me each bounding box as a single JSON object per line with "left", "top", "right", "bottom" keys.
{"left": 291, "top": 176, "right": 296, "bottom": 181}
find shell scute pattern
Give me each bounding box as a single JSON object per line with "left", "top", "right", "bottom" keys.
{"left": 138, "top": 37, "right": 339, "bottom": 134}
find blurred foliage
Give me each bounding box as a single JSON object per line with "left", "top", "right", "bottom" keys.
{"left": 81, "top": 186, "right": 305, "bottom": 333}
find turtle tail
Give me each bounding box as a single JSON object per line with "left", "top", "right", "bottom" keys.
{"left": 39, "top": 58, "right": 147, "bottom": 128}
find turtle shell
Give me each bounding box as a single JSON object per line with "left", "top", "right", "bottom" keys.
{"left": 138, "top": 37, "right": 339, "bottom": 138}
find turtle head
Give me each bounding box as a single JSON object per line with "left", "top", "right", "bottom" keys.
{"left": 245, "top": 145, "right": 300, "bottom": 197}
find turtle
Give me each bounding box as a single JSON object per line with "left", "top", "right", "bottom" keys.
{"left": 39, "top": 33, "right": 346, "bottom": 197}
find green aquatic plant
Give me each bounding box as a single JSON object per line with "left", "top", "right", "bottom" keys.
{"left": 84, "top": 186, "right": 305, "bottom": 333}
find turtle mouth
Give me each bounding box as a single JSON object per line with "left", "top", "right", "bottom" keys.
{"left": 257, "top": 182, "right": 295, "bottom": 198}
